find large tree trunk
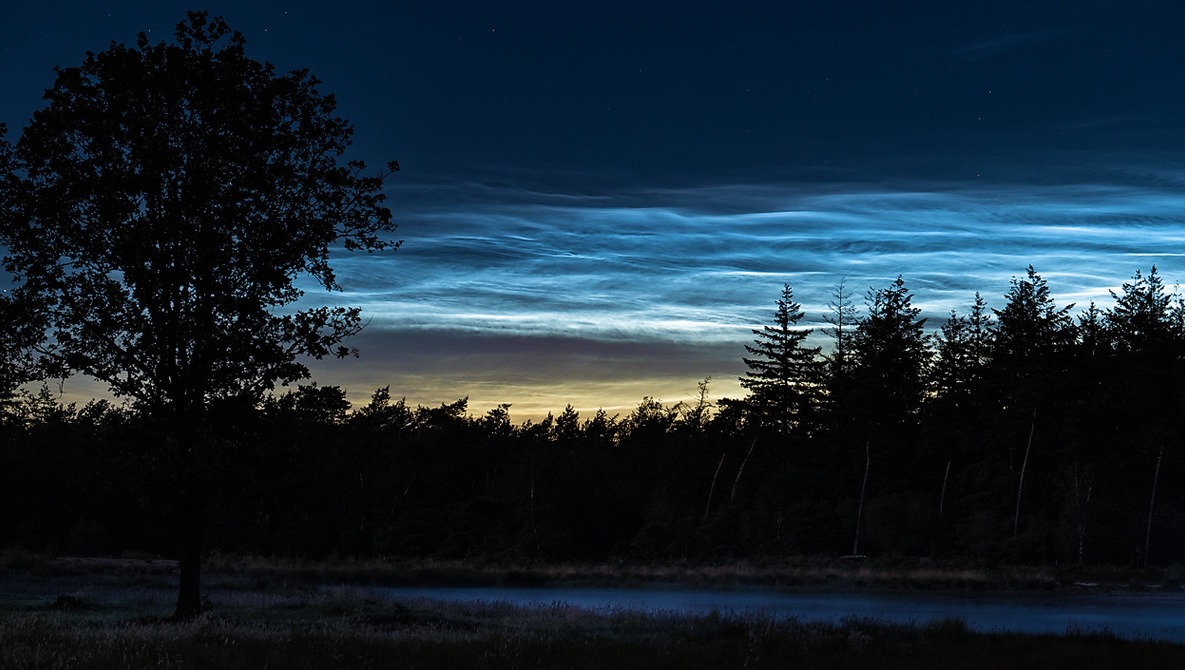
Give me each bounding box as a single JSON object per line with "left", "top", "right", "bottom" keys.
{"left": 174, "top": 488, "right": 204, "bottom": 619}
{"left": 171, "top": 412, "right": 206, "bottom": 621}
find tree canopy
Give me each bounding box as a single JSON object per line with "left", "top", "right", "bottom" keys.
{"left": 2, "top": 13, "right": 398, "bottom": 417}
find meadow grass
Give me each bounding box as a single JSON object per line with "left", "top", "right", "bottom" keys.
{"left": 11, "top": 548, "right": 1184, "bottom": 593}
{"left": 2, "top": 573, "right": 1184, "bottom": 669}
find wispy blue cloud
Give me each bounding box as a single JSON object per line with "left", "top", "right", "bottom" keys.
{"left": 952, "top": 30, "right": 1062, "bottom": 61}
{"left": 286, "top": 171, "right": 1185, "bottom": 418}
{"left": 320, "top": 175, "right": 1185, "bottom": 338}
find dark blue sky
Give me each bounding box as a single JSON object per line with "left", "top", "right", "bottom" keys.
{"left": 4, "top": 2, "right": 1185, "bottom": 416}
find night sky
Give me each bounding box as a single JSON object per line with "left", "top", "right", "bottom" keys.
{"left": 3, "top": 2, "right": 1185, "bottom": 418}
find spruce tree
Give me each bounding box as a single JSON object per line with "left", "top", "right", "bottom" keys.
{"left": 849, "top": 276, "right": 930, "bottom": 424}
{"left": 741, "top": 284, "right": 823, "bottom": 436}
{"left": 931, "top": 293, "right": 992, "bottom": 399}
{"left": 991, "top": 266, "right": 1074, "bottom": 383}
{"left": 1107, "top": 266, "right": 1175, "bottom": 355}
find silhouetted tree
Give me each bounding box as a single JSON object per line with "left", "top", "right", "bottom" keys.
{"left": 1075, "top": 302, "right": 1110, "bottom": 359}
{"left": 351, "top": 386, "right": 413, "bottom": 437}
{"left": 268, "top": 383, "right": 352, "bottom": 425}
{"left": 991, "top": 266, "right": 1074, "bottom": 384}
{"left": 0, "top": 128, "right": 53, "bottom": 409}
{"left": 552, "top": 404, "right": 582, "bottom": 444}
{"left": 926, "top": 294, "right": 993, "bottom": 519}
{"left": 582, "top": 408, "right": 620, "bottom": 447}
{"left": 835, "top": 277, "right": 930, "bottom": 554}
{"left": 678, "top": 378, "right": 715, "bottom": 433}
{"left": 0, "top": 13, "right": 397, "bottom": 618}
{"left": 849, "top": 276, "right": 930, "bottom": 428}
{"left": 933, "top": 293, "right": 992, "bottom": 397}
{"left": 0, "top": 293, "right": 49, "bottom": 411}
{"left": 1105, "top": 267, "right": 1183, "bottom": 564}
{"left": 740, "top": 284, "right": 823, "bottom": 436}
{"left": 1107, "top": 266, "right": 1175, "bottom": 355}
{"left": 623, "top": 397, "right": 679, "bottom": 440}
{"left": 822, "top": 277, "right": 860, "bottom": 378}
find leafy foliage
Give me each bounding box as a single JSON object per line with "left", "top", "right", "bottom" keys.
{"left": 1, "top": 13, "right": 398, "bottom": 416}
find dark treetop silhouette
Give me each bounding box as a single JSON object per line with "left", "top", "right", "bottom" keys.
{"left": 0, "top": 12, "right": 398, "bottom": 618}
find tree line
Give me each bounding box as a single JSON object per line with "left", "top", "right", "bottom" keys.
{"left": 4, "top": 266, "right": 1184, "bottom": 567}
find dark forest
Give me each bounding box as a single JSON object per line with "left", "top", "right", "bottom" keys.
{"left": 4, "top": 265, "right": 1183, "bottom": 568}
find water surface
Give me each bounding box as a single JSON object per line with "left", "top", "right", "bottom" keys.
{"left": 360, "top": 585, "right": 1185, "bottom": 642}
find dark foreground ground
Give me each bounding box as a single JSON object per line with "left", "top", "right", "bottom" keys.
{"left": 2, "top": 555, "right": 1185, "bottom": 669}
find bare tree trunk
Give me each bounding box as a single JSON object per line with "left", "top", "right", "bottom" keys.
{"left": 730, "top": 436, "right": 758, "bottom": 503}
{"left": 1013, "top": 407, "right": 1037, "bottom": 538}
{"left": 1078, "top": 480, "right": 1092, "bottom": 567}
{"left": 705, "top": 453, "right": 726, "bottom": 517}
{"left": 939, "top": 458, "right": 951, "bottom": 517}
{"left": 852, "top": 440, "right": 870, "bottom": 557}
{"left": 174, "top": 488, "right": 203, "bottom": 620}
{"left": 1144, "top": 445, "right": 1163, "bottom": 567}
{"left": 530, "top": 471, "right": 541, "bottom": 554}
{"left": 171, "top": 416, "right": 205, "bottom": 621}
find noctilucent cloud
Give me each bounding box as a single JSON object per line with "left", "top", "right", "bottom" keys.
{"left": 3, "top": 2, "right": 1184, "bottom": 419}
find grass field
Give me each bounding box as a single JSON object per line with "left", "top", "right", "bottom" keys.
{"left": 2, "top": 562, "right": 1185, "bottom": 669}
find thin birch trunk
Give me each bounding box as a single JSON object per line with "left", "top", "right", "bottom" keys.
{"left": 939, "top": 458, "right": 951, "bottom": 517}
{"left": 852, "top": 440, "right": 870, "bottom": 557}
{"left": 730, "top": 436, "right": 758, "bottom": 503}
{"left": 1144, "top": 445, "right": 1164, "bottom": 567}
{"left": 1077, "top": 478, "right": 1092, "bottom": 567}
{"left": 530, "top": 471, "right": 540, "bottom": 554}
{"left": 705, "top": 453, "right": 726, "bottom": 517}
{"left": 1013, "top": 407, "right": 1037, "bottom": 538}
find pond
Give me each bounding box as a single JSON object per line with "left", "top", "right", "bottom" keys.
{"left": 357, "top": 585, "right": 1185, "bottom": 642}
